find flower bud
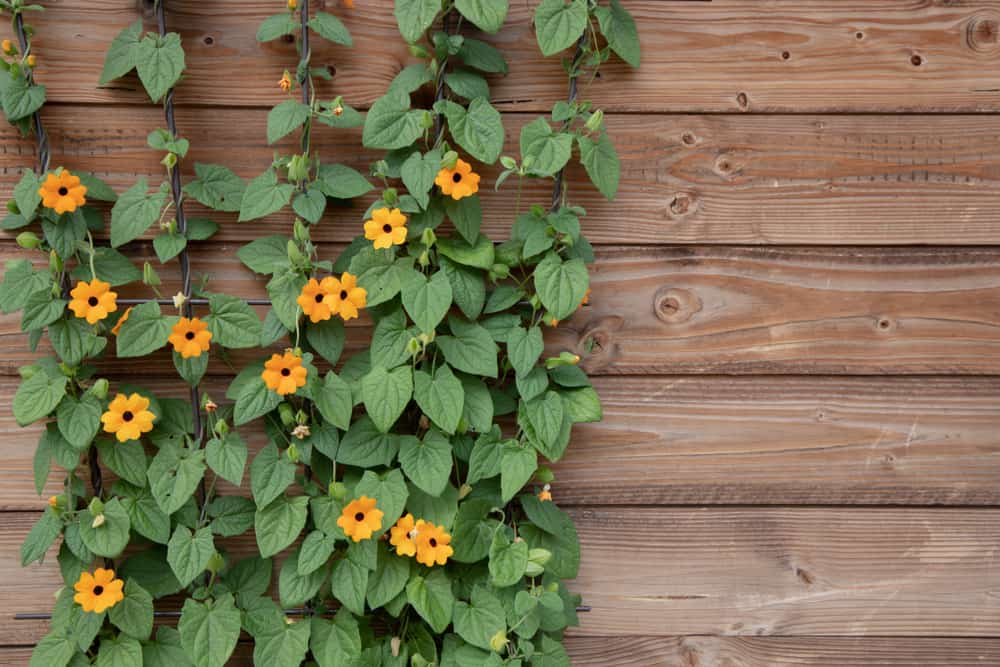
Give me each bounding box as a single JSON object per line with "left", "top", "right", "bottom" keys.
{"left": 382, "top": 188, "right": 398, "bottom": 205}
{"left": 329, "top": 481, "right": 348, "bottom": 499}
{"left": 293, "top": 218, "right": 310, "bottom": 242}
{"left": 89, "top": 378, "right": 109, "bottom": 400}
{"left": 287, "top": 0, "right": 297, "bottom": 10}
{"left": 500, "top": 156, "right": 517, "bottom": 170}
{"left": 143, "top": 261, "right": 161, "bottom": 286}
{"left": 489, "top": 630, "right": 508, "bottom": 653}
{"left": 406, "top": 337, "right": 421, "bottom": 356}
{"left": 206, "top": 551, "right": 225, "bottom": 574}
{"left": 215, "top": 419, "right": 228, "bottom": 435}
{"left": 390, "top": 637, "right": 401, "bottom": 657}
{"left": 279, "top": 403, "right": 295, "bottom": 427}
{"left": 490, "top": 263, "right": 510, "bottom": 279}
{"left": 48, "top": 495, "right": 60, "bottom": 510}
{"left": 458, "top": 483, "right": 473, "bottom": 500}
{"left": 16, "top": 231, "right": 40, "bottom": 249}
{"left": 535, "top": 466, "right": 555, "bottom": 484}
{"left": 546, "top": 582, "right": 560, "bottom": 593}
{"left": 287, "top": 153, "right": 310, "bottom": 183}
{"left": 419, "top": 110, "right": 434, "bottom": 130}
{"left": 417, "top": 250, "right": 429, "bottom": 267}
{"left": 456, "top": 417, "right": 468, "bottom": 434}
{"left": 286, "top": 442, "right": 300, "bottom": 463}
{"left": 91, "top": 514, "right": 105, "bottom": 529}
{"left": 441, "top": 151, "right": 459, "bottom": 170}
{"left": 585, "top": 109, "right": 604, "bottom": 133}
{"left": 161, "top": 152, "right": 177, "bottom": 169}
{"left": 19, "top": 365, "right": 38, "bottom": 380}
{"left": 49, "top": 249, "right": 63, "bottom": 273}
{"left": 420, "top": 227, "right": 437, "bottom": 247}
{"left": 287, "top": 239, "right": 305, "bottom": 265}
{"left": 1, "top": 39, "right": 13, "bottom": 56}
{"left": 408, "top": 44, "right": 430, "bottom": 59}
{"left": 528, "top": 547, "right": 552, "bottom": 566}
{"left": 88, "top": 497, "right": 104, "bottom": 515}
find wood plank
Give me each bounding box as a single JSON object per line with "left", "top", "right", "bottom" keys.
{"left": 2, "top": 244, "right": 1000, "bottom": 376}
{"left": 11, "top": 1, "right": 1000, "bottom": 112}
{"left": 3, "top": 376, "right": 999, "bottom": 510}
{"left": 6, "top": 107, "right": 1000, "bottom": 245}
{"left": 5, "top": 637, "right": 1000, "bottom": 666}
{"left": 3, "top": 507, "right": 998, "bottom": 641}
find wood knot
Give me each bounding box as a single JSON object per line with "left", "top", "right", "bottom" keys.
{"left": 795, "top": 567, "right": 814, "bottom": 585}
{"left": 668, "top": 192, "right": 697, "bottom": 219}
{"left": 654, "top": 287, "right": 701, "bottom": 324}
{"left": 910, "top": 53, "right": 923, "bottom": 67}
{"left": 875, "top": 316, "right": 894, "bottom": 332}
{"left": 576, "top": 316, "right": 623, "bottom": 372}
{"left": 680, "top": 131, "right": 698, "bottom": 147}
{"left": 714, "top": 154, "right": 736, "bottom": 176}
{"left": 203, "top": 35, "right": 215, "bottom": 46}
{"left": 736, "top": 92, "right": 749, "bottom": 110}
{"left": 967, "top": 15, "right": 1000, "bottom": 53}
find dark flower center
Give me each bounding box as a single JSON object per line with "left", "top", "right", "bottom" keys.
{"left": 93, "top": 585, "right": 104, "bottom": 595}
{"left": 185, "top": 331, "right": 195, "bottom": 340}
{"left": 382, "top": 224, "right": 392, "bottom": 233}
{"left": 354, "top": 512, "right": 365, "bottom": 522}
{"left": 429, "top": 538, "right": 437, "bottom": 547}
{"left": 280, "top": 368, "right": 291, "bottom": 377}
{"left": 314, "top": 293, "right": 324, "bottom": 303}
{"left": 58, "top": 187, "right": 68, "bottom": 196}
{"left": 122, "top": 411, "right": 134, "bottom": 422}
{"left": 452, "top": 173, "right": 462, "bottom": 183}
{"left": 87, "top": 296, "right": 99, "bottom": 306}
{"left": 340, "top": 290, "right": 348, "bottom": 300}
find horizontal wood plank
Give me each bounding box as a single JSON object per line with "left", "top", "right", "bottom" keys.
{"left": 5, "top": 108, "right": 1000, "bottom": 245}
{"left": 3, "top": 376, "right": 999, "bottom": 510}
{"left": 3, "top": 244, "right": 1000, "bottom": 375}
{"left": 12, "top": 1, "right": 1000, "bottom": 112}
{"left": 3, "top": 507, "right": 999, "bottom": 641}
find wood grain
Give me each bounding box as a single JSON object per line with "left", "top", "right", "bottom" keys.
{"left": 10, "top": 1, "right": 1000, "bottom": 112}
{"left": 6, "top": 107, "right": 1000, "bottom": 245}
{"left": 3, "top": 507, "right": 999, "bottom": 642}
{"left": 3, "top": 376, "right": 999, "bottom": 510}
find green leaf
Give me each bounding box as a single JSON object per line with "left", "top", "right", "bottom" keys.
{"left": 255, "top": 495, "right": 308, "bottom": 558}
{"left": 310, "top": 610, "right": 362, "bottom": 667}
{"left": 534, "top": 0, "right": 587, "bottom": 57}
{"left": 42, "top": 211, "right": 87, "bottom": 260}
{"left": 455, "top": 0, "right": 508, "bottom": 33}
{"left": 96, "top": 634, "right": 143, "bottom": 667}
{"left": 109, "top": 580, "right": 154, "bottom": 640}
{"left": 306, "top": 317, "right": 345, "bottom": 366}
{"left": 594, "top": 0, "right": 641, "bottom": 67}
{"left": 153, "top": 231, "right": 187, "bottom": 263}
{"left": 525, "top": 390, "right": 566, "bottom": 454}
{"left": 293, "top": 187, "right": 326, "bottom": 224}
{"left": 444, "top": 195, "right": 482, "bottom": 245}
{"left": 353, "top": 468, "right": 409, "bottom": 535}
{"left": 100, "top": 20, "right": 143, "bottom": 83}
{"left": 316, "top": 164, "right": 373, "bottom": 199}
{"left": 362, "top": 89, "right": 425, "bottom": 150}
{"left": 533, "top": 252, "right": 588, "bottom": 320}
{"left": 253, "top": 612, "right": 312, "bottom": 666}
{"left": 117, "top": 300, "right": 177, "bottom": 357}
{"left": 338, "top": 416, "right": 399, "bottom": 467}
{"left": 0, "top": 259, "right": 50, "bottom": 313}
{"left": 177, "top": 594, "right": 241, "bottom": 667}
{"left": 76, "top": 172, "right": 118, "bottom": 203}
{"left": 80, "top": 497, "right": 131, "bottom": 557}
{"left": 297, "top": 530, "right": 336, "bottom": 576}
{"left": 268, "top": 99, "right": 312, "bottom": 145}
{"left": 400, "top": 149, "right": 439, "bottom": 210}
{"left": 313, "top": 370, "right": 353, "bottom": 431}
{"left": 257, "top": 13, "right": 299, "bottom": 41}
{"left": 98, "top": 439, "right": 147, "bottom": 486}
{"left": 362, "top": 365, "right": 413, "bottom": 433}
{"left": 507, "top": 326, "right": 544, "bottom": 376}
{"left": 399, "top": 427, "right": 453, "bottom": 495}
{"left": 20, "top": 507, "right": 61, "bottom": 566}
{"left": 238, "top": 235, "right": 289, "bottom": 274}
{"left": 183, "top": 163, "right": 245, "bottom": 213}
{"left": 500, "top": 441, "right": 537, "bottom": 503}
{"left": 14, "top": 371, "right": 67, "bottom": 427}
{"left": 224, "top": 555, "right": 272, "bottom": 597}
{"left": 402, "top": 269, "right": 452, "bottom": 333}
{"left": 234, "top": 376, "right": 281, "bottom": 426}
{"left": 467, "top": 430, "right": 503, "bottom": 484}
{"left": 207, "top": 496, "right": 255, "bottom": 537}
{"left": 406, "top": 569, "right": 454, "bottom": 633}
{"left": 394, "top": 0, "right": 440, "bottom": 43}
{"left": 49, "top": 318, "right": 104, "bottom": 367}
{"left": 453, "top": 585, "right": 506, "bottom": 650}
{"left": 110, "top": 178, "right": 168, "bottom": 248}
{"left": 367, "top": 542, "right": 410, "bottom": 608}
{"left": 251, "top": 441, "right": 296, "bottom": 508}
{"left": 136, "top": 32, "right": 185, "bottom": 103}
{"left": 205, "top": 293, "right": 261, "bottom": 349}
{"left": 436, "top": 234, "right": 494, "bottom": 270}
{"left": 371, "top": 308, "right": 416, "bottom": 370}
{"left": 489, "top": 531, "right": 528, "bottom": 587}
{"left": 238, "top": 169, "right": 294, "bottom": 222}
{"left": 174, "top": 349, "right": 207, "bottom": 386}
{"left": 413, "top": 366, "right": 464, "bottom": 435}
{"left": 450, "top": 500, "right": 497, "bottom": 563}
{"left": 445, "top": 69, "right": 490, "bottom": 101}
{"left": 559, "top": 385, "right": 602, "bottom": 423}
{"left": 520, "top": 117, "right": 573, "bottom": 176}
{"left": 205, "top": 432, "right": 247, "bottom": 486}
{"left": 309, "top": 12, "right": 353, "bottom": 45}
{"left": 438, "top": 98, "right": 504, "bottom": 164}
{"left": 458, "top": 38, "right": 508, "bottom": 74}
{"left": 21, "top": 289, "right": 66, "bottom": 332}
{"left": 185, "top": 217, "right": 219, "bottom": 240}
{"left": 142, "top": 627, "right": 192, "bottom": 667}
{"left": 519, "top": 495, "right": 580, "bottom": 578}
{"left": 437, "top": 316, "right": 498, "bottom": 378}
{"left": 148, "top": 445, "right": 206, "bottom": 515}
{"left": 29, "top": 631, "right": 76, "bottom": 667}
{"left": 329, "top": 558, "right": 368, "bottom": 616}
{"left": 440, "top": 257, "right": 485, "bottom": 320}
{"left": 2, "top": 76, "right": 46, "bottom": 122}
{"left": 577, "top": 132, "right": 620, "bottom": 200}
{"left": 278, "top": 549, "right": 328, "bottom": 608}
{"left": 13, "top": 169, "right": 41, "bottom": 222}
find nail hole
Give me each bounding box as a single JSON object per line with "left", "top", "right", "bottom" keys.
{"left": 781, "top": 50, "right": 790, "bottom": 60}
{"left": 594, "top": 71, "right": 602, "bottom": 79}
{"left": 910, "top": 54, "right": 922, "bottom": 66}
{"left": 203, "top": 35, "right": 214, "bottom": 46}
{"left": 877, "top": 318, "right": 891, "bottom": 330}
{"left": 327, "top": 64, "right": 337, "bottom": 77}
{"left": 736, "top": 92, "right": 748, "bottom": 109}
{"left": 856, "top": 31, "right": 864, "bottom": 40}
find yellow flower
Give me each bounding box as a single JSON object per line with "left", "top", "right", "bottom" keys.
{"left": 38, "top": 170, "right": 87, "bottom": 215}
{"left": 111, "top": 306, "right": 132, "bottom": 336}
{"left": 414, "top": 521, "right": 453, "bottom": 567}
{"left": 363, "top": 207, "right": 407, "bottom": 249}
{"left": 288, "top": 0, "right": 297, "bottom": 9}
{"left": 435, "top": 159, "right": 480, "bottom": 201}
{"left": 389, "top": 513, "right": 418, "bottom": 557}
{"left": 26, "top": 54, "right": 36, "bottom": 67}
{"left": 168, "top": 317, "right": 212, "bottom": 358}
{"left": 68, "top": 279, "right": 117, "bottom": 324}
{"left": 101, "top": 393, "right": 156, "bottom": 443}
{"left": 73, "top": 568, "right": 125, "bottom": 613}
{"left": 329, "top": 272, "right": 366, "bottom": 322}
{"left": 278, "top": 71, "right": 293, "bottom": 92}
{"left": 296, "top": 276, "right": 340, "bottom": 323}
{"left": 337, "top": 496, "right": 383, "bottom": 542}
{"left": 261, "top": 351, "right": 307, "bottom": 396}
{"left": 47, "top": 495, "right": 58, "bottom": 508}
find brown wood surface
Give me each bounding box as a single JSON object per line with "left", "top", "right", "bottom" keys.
{"left": 14, "top": 1, "right": 1000, "bottom": 112}
{"left": 6, "top": 107, "right": 1000, "bottom": 246}
{"left": 3, "top": 507, "right": 999, "bottom": 643}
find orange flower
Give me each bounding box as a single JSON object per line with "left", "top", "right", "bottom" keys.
{"left": 111, "top": 306, "right": 132, "bottom": 336}
{"left": 435, "top": 159, "right": 480, "bottom": 201}
{"left": 26, "top": 54, "right": 36, "bottom": 68}
{"left": 47, "top": 495, "right": 58, "bottom": 508}
{"left": 288, "top": 0, "right": 298, "bottom": 9}
{"left": 68, "top": 279, "right": 117, "bottom": 324}
{"left": 363, "top": 207, "right": 407, "bottom": 249}
{"left": 168, "top": 317, "right": 212, "bottom": 358}
{"left": 389, "top": 513, "right": 418, "bottom": 557}
{"left": 337, "top": 496, "right": 383, "bottom": 542}
{"left": 278, "top": 71, "right": 293, "bottom": 92}
{"left": 538, "top": 484, "right": 553, "bottom": 502}
{"left": 38, "top": 170, "right": 87, "bottom": 215}
{"left": 414, "top": 521, "right": 453, "bottom": 567}
{"left": 1, "top": 40, "right": 12, "bottom": 55}
{"left": 73, "top": 569, "right": 125, "bottom": 613}
{"left": 261, "top": 351, "right": 307, "bottom": 395}
{"left": 343, "top": 0, "right": 353, "bottom": 7}
{"left": 101, "top": 393, "right": 156, "bottom": 443}
{"left": 296, "top": 276, "right": 340, "bottom": 323}
{"left": 328, "top": 272, "right": 366, "bottom": 322}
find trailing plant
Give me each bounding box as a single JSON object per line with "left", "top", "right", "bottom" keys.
{"left": 6, "top": 0, "right": 639, "bottom": 665}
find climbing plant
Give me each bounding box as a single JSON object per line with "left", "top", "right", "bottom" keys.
{"left": 3, "top": 0, "right": 639, "bottom": 665}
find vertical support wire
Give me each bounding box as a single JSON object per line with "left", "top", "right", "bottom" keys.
{"left": 550, "top": 33, "right": 588, "bottom": 211}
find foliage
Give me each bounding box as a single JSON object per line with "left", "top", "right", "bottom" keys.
{"left": 2, "top": 0, "right": 640, "bottom": 664}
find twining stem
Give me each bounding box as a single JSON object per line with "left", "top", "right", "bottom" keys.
{"left": 432, "top": 10, "right": 452, "bottom": 145}
{"left": 12, "top": 11, "right": 49, "bottom": 174}
{"left": 550, "top": 33, "right": 588, "bottom": 211}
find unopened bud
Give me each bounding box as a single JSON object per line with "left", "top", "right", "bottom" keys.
{"left": 214, "top": 419, "right": 228, "bottom": 435}
{"left": 279, "top": 403, "right": 295, "bottom": 427}
{"left": 88, "top": 497, "right": 104, "bottom": 515}
{"left": 206, "top": 551, "right": 225, "bottom": 574}
{"left": 143, "top": 262, "right": 161, "bottom": 287}
{"left": 48, "top": 249, "right": 63, "bottom": 273}
{"left": 441, "top": 151, "right": 459, "bottom": 170}
{"left": 417, "top": 250, "right": 429, "bottom": 267}
{"left": 489, "top": 630, "right": 508, "bottom": 653}
{"left": 161, "top": 152, "right": 178, "bottom": 169}
{"left": 16, "top": 231, "right": 40, "bottom": 249}
{"left": 419, "top": 110, "right": 434, "bottom": 130}
{"left": 329, "top": 481, "right": 348, "bottom": 499}
{"left": 458, "top": 483, "right": 473, "bottom": 500}
{"left": 91, "top": 513, "right": 105, "bottom": 528}
{"left": 420, "top": 227, "right": 436, "bottom": 247}
{"left": 382, "top": 188, "right": 398, "bottom": 205}
{"left": 89, "top": 378, "right": 109, "bottom": 400}
{"left": 293, "top": 218, "right": 309, "bottom": 242}
{"left": 408, "top": 44, "right": 430, "bottom": 58}
{"left": 390, "top": 637, "right": 401, "bottom": 657}
{"left": 286, "top": 442, "right": 300, "bottom": 463}
{"left": 490, "top": 263, "right": 510, "bottom": 279}
{"left": 204, "top": 397, "right": 218, "bottom": 413}
{"left": 287, "top": 239, "right": 305, "bottom": 265}
{"left": 500, "top": 156, "right": 517, "bottom": 170}
{"left": 585, "top": 109, "right": 604, "bottom": 133}
{"left": 406, "top": 337, "right": 421, "bottom": 356}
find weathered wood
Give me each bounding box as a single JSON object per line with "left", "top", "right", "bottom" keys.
{"left": 4, "top": 376, "right": 999, "bottom": 510}
{"left": 6, "top": 107, "right": 1000, "bottom": 245}
{"left": 3, "top": 244, "right": 1000, "bottom": 375}
{"left": 12, "top": 1, "right": 1000, "bottom": 112}
{"left": 4, "top": 507, "right": 999, "bottom": 642}
{"left": 5, "top": 637, "right": 1000, "bottom": 666}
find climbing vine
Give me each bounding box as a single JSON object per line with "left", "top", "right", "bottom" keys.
{"left": 5, "top": 0, "right": 639, "bottom": 665}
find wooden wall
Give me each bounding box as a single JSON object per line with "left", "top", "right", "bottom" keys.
{"left": 2, "top": 1, "right": 1000, "bottom": 664}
